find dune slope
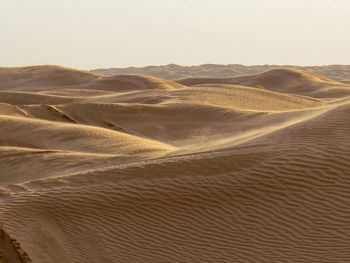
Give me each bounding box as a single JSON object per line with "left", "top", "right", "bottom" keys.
{"left": 0, "top": 65, "right": 349, "bottom": 263}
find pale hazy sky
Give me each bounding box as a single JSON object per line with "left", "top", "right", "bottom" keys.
{"left": 1, "top": 0, "right": 349, "bottom": 69}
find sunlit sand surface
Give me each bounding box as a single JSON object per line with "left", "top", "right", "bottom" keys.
{"left": 0, "top": 65, "right": 350, "bottom": 262}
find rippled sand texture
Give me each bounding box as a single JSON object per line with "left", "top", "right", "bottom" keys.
{"left": 0, "top": 66, "right": 350, "bottom": 262}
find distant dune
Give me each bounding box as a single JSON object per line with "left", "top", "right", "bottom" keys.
{"left": 176, "top": 68, "right": 350, "bottom": 98}
{"left": 91, "top": 63, "right": 350, "bottom": 81}
{"left": 0, "top": 65, "right": 350, "bottom": 262}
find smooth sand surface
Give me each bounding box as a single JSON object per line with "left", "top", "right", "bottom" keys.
{"left": 0, "top": 66, "right": 349, "bottom": 262}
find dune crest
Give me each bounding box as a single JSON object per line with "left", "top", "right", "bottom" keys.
{"left": 0, "top": 65, "right": 350, "bottom": 262}
{"left": 176, "top": 68, "right": 350, "bottom": 97}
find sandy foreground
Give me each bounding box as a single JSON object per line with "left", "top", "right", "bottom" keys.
{"left": 0, "top": 65, "right": 349, "bottom": 262}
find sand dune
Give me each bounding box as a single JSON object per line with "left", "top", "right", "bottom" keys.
{"left": 0, "top": 65, "right": 100, "bottom": 91}
{"left": 0, "top": 65, "right": 185, "bottom": 93}
{"left": 176, "top": 68, "right": 350, "bottom": 98}
{"left": 91, "top": 63, "right": 350, "bottom": 81}
{"left": 0, "top": 65, "right": 350, "bottom": 262}
{"left": 0, "top": 103, "right": 27, "bottom": 117}
{"left": 0, "top": 115, "right": 174, "bottom": 156}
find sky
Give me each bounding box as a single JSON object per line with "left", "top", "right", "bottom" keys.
{"left": 1, "top": 0, "right": 350, "bottom": 69}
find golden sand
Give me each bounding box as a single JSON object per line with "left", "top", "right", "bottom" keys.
{"left": 0, "top": 66, "right": 349, "bottom": 262}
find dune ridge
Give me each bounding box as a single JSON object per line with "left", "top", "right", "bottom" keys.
{"left": 91, "top": 63, "right": 350, "bottom": 81}
{"left": 176, "top": 68, "right": 350, "bottom": 98}
{"left": 0, "top": 65, "right": 349, "bottom": 262}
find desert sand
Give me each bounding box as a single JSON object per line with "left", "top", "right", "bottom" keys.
{"left": 0, "top": 65, "right": 350, "bottom": 262}
{"left": 91, "top": 64, "right": 350, "bottom": 82}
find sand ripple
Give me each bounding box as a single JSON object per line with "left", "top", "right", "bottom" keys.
{"left": 0, "top": 66, "right": 349, "bottom": 262}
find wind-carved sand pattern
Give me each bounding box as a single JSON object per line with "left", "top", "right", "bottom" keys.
{"left": 0, "top": 65, "right": 350, "bottom": 262}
